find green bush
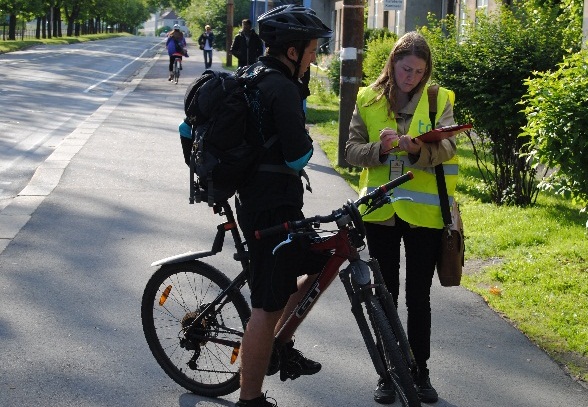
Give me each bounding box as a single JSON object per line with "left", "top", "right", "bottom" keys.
{"left": 156, "top": 26, "right": 170, "bottom": 37}
{"left": 522, "top": 49, "right": 588, "bottom": 210}
{"left": 362, "top": 35, "right": 397, "bottom": 86}
{"left": 364, "top": 28, "right": 395, "bottom": 45}
{"left": 326, "top": 56, "right": 341, "bottom": 96}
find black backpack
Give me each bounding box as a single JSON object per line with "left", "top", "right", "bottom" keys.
{"left": 174, "top": 39, "right": 184, "bottom": 55}
{"left": 183, "top": 64, "right": 298, "bottom": 206}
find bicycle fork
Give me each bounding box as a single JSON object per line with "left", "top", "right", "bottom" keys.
{"left": 367, "top": 258, "right": 420, "bottom": 379}
{"left": 339, "top": 259, "right": 389, "bottom": 378}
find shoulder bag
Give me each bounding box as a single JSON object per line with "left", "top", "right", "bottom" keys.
{"left": 428, "top": 85, "right": 465, "bottom": 287}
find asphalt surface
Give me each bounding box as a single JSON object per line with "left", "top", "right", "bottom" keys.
{"left": 0, "top": 38, "right": 586, "bottom": 407}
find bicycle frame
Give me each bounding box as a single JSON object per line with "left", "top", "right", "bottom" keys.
{"left": 273, "top": 223, "right": 406, "bottom": 381}
{"left": 274, "top": 227, "right": 358, "bottom": 342}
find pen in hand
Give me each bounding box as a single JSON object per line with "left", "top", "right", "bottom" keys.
{"left": 379, "top": 128, "right": 400, "bottom": 154}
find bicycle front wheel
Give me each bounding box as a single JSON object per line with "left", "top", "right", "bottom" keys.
{"left": 141, "top": 261, "right": 251, "bottom": 397}
{"left": 367, "top": 296, "right": 421, "bottom": 407}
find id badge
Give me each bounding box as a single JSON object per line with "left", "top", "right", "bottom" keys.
{"left": 389, "top": 160, "right": 403, "bottom": 180}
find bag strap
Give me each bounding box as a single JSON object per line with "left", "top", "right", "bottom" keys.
{"left": 428, "top": 85, "right": 452, "bottom": 226}
{"left": 258, "top": 135, "right": 312, "bottom": 192}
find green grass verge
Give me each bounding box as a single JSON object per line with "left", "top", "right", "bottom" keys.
{"left": 306, "top": 83, "right": 588, "bottom": 383}
{"left": 0, "top": 33, "right": 132, "bottom": 54}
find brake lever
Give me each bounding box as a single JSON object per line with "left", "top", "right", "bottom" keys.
{"left": 389, "top": 196, "right": 413, "bottom": 204}
{"left": 272, "top": 234, "right": 293, "bottom": 255}
{"left": 362, "top": 195, "right": 413, "bottom": 216}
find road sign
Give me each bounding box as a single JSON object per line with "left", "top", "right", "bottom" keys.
{"left": 383, "top": 0, "right": 403, "bottom": 11}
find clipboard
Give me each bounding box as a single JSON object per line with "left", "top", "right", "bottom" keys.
{"left": 417, "top": 123, "right": 473, "bottom": 142}
{"left": 382, "top": 123, "right": 472, "bottom": 154}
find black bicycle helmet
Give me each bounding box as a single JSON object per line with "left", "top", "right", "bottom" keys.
{"left": 257, "top": 5, "right": 332, "bottom": 46}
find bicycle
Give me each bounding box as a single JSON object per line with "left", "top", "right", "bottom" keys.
{"left": 141, "top": 172, "right": 421, "bottom": 407}
{"left": 172, "top": 53, "right": 183, "bottom": 84}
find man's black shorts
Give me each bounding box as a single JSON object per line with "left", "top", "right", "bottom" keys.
{"left": 238, "top": 206, "right": 330, "bottom": 312}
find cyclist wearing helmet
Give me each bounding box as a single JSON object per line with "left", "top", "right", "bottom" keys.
{"left": 166, "top": 24, "right": 186, "bottom": 81}
{"left": 234, "top": 5, "right": 332, "bottom": 407}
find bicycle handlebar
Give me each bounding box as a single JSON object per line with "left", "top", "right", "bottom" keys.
{"left": 255, "top": 171, "right": 413, "bottom": 240}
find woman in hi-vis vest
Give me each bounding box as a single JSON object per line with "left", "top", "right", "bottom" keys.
{"left": 345, "top": 31, "right": 457, "bottom": 405}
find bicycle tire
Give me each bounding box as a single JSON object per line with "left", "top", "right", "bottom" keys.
{"left": 174, "top": 59, "right": 180, "bottom": 84}
{"left": 141, "top": 261, "right": 251, "bottom": 397}
{"left": 367, "top": 296, "right": 421, "bottom": 407}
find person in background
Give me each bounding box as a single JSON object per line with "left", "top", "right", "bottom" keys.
{"left": 234, "top": 5, "right": 332, "bottom": 407}
{"left": 198, "top": 25, "right": 215, "bottom": 69}
{"left": 166, "top": 24, "right": 187, "bottom": 81}
{"left": 230, "top": 19, "right": 264, "bottom": 68}
{"left": 345, "top": 31, "right": 458, "bottom": 405}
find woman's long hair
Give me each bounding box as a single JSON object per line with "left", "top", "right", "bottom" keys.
{"left": 372, "top": 31, "right": 432, "bottom": 117}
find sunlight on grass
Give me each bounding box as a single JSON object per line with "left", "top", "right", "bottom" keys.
{"left": 306, "top": 86, "right": 588, "bottom": 382}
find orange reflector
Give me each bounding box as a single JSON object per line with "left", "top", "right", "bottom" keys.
{"left": 159, "top": 285, "right": 172, "bottom": 306}
{"left": 230, "top": 347, "right": 240, "bottom": 364}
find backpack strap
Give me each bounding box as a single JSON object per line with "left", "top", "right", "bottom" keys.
{"left": 428, "top": 84, "right": 452, "bottom": 226}
{"left": 257, "top": 136, "right": 312, "bottom": 192}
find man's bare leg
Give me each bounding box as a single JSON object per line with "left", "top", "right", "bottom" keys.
{"left": 239, "top": 308, "right": 282, "bottom": 400}
{"left": 274, "top": 274, "right": 319, "bottom": 338}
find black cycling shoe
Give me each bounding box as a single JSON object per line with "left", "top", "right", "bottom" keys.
{"left": 374, "top": 377, "right": 396, "bottom": 404}
{"left": 266, "top": 340, "right": 321, "bottom": 380}
{"left": 284, "top": 341, "right": 322, "bottom": 376}
{"left": 416, "top": 368, "right": 439, "bottom": 403}
{"left": 235, "top": 393, "right": 278, "bottom": 407}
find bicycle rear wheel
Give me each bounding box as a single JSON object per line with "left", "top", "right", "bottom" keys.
{"left": 174, "top": 59, "right": 180, "bottom": 84}
{"left": 367, "top": 296, "right": 421, "bottom": 407}
{"left": 141, "top": 261, "right": 250, "bottom": 397}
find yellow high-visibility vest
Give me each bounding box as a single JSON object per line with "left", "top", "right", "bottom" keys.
{"left": 357, "top": 85, "right": 458, "bottom": 229}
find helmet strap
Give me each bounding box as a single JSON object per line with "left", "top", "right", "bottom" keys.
{"left": 286, "top": 41, "right": 308, "bottom": 80}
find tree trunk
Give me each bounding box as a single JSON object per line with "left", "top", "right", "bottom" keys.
{"left": 53, "top": 6, "right": 59, "bottom": 37}
{"left": 8, "top": 14, "right": 16, "bottom": 40}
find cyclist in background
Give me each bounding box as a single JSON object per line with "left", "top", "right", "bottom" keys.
{"left": 234, "top": 5, "right": 332, "bottom": 407}
{"left": 166, "top": 24, "right": 187, "bottom": 81}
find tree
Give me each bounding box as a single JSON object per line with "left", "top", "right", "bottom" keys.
{"left": 62, "top": 0, "right": 83, "bottom": 36}
{"left": 421, "top": 1, "right": 578, "bottom": 206}
{"left": 0, "top": 0, "right": 33, "bottom": 40}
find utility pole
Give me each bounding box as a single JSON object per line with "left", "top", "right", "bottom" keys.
{"left": 337, "top": 0, "right": 365, "bottom": 167}
{"left": 226, "top": 0, "right": 234, "bottom": 67}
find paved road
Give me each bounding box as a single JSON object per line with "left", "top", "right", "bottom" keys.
{"left": 0, "top": 37, "right": 586, "bottom": 407}
{"left": 0, "top": 36, "right": 163, "bottom": 210}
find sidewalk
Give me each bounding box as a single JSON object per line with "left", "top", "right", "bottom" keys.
{"left": 0, "top": 42, "right": 587, "bottom": 407}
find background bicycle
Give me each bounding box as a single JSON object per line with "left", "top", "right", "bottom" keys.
{"left": 171, "top": 52, "right": 183, "bottom": 84}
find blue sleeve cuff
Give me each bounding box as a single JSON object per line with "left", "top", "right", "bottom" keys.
{"left": 179, "top": 121, "right": 192, "bottom": 139}
{"left": 286, "top": 148, "right": 313, "bottom": 172}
